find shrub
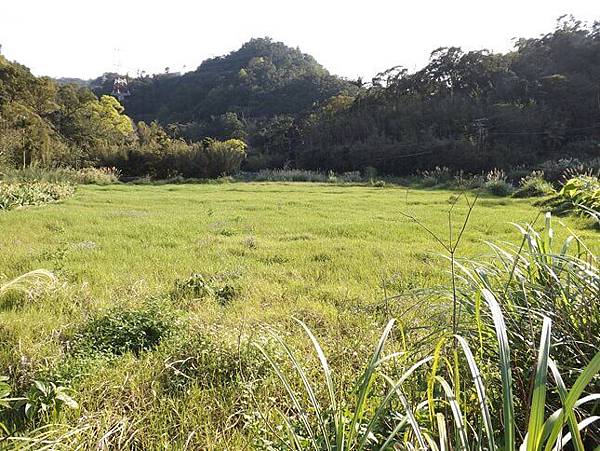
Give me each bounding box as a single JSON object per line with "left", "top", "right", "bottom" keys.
{"left": 484, "top": 179, "right": 514, "bottom": 196}
{"left": 253, "top": 169, "right": 329, "bottom": 182}
{"left": 202, "top": 138, "right": 247, "bottom": 178}
{"left": 512, "top": 171, "right": 555, "bottom": 198}
{"left": 537, "top": 158, "right": 600, "bottom": 184}
{"left": 418, "top": 166, "right": 453, "bottom": 187}
{"left": 0, "top": 181, "right": 74, "bottom": 210}
{"left": 168, "top": 138, "right": 247, "bottom": 179}
{"left": 363, "top": 166, "right": 378, "bottom": 180}
{"left": 70, "top": 306, "right": 172, "bottom": 356}
{"left": 68, "top": 167, "right": 120, "bottom": 185}
{"left": 339, "top": 171, "right": 362, "bottom": 183}
{"left": 541, "top": 175, "right": 600, "bottom": 224}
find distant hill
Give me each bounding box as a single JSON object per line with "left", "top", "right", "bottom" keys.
{"left": 54, "top": 77, "right": 91, "bottom": 87}
{"left": 92, "top": 38, "right": 357, "bottom": 127}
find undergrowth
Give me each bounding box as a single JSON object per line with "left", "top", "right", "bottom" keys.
{"left": 0, "top": 181, "right": 73, "bottom": 210}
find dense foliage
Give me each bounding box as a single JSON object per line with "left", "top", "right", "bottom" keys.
{"left": 3, "top": 18, "right": 599, "bottom": 179}
{"left": 0, "top": 54, "right": 133, "bottom": 168}
{"left": 0, "top": 56, "right": 247, "bottom": 178}
{"left": 543, "top": 175, "right": 600, "bottom": 224}
{"left": 293, "top": 17, "right": 600, "bottom": 174}
{"left": 104, "top": 38, "right": 354, "bottom": 128}
{"left": 0, "top": 181, "right": 73, "bottom": 210}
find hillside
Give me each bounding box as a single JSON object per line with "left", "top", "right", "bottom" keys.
{"left": 92, "top": 38, "right": 357, "bottom": 136}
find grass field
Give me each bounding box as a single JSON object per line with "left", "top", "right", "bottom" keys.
{"left": 0, "top": 182, "right": 597, "bottom": 448}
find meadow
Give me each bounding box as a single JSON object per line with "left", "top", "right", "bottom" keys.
{"left": 0, "top": 182, "right": 598, "bottom": 449}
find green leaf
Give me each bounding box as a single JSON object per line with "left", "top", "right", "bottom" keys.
{"left": 543, "top": 350, "right": 600, "bottom": 451}
{"left": 455, "top": 335, "right": 496, "bottom": 451}
{"left": 482, "top": 288, "right": 515, "bottom": 451}
{"left": 525, "top": 316, "right": 551, "bottom": 451}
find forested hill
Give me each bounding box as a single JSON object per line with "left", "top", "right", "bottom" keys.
{"left": 293, "top": 18, "right": 600, "bottom": 174}
{"left": 92, "top": 38, "right": 357, "bottom": 140}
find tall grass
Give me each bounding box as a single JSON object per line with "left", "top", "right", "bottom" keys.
{"left": 1, "top": 166, "right": 120, "bottom": 185}
{"left": 258, "top": 213, "right": 599, "bottom": 450}
{"left": 259, "top": 303, "right": 599, "bottom": 450}
{"left": 456, "top": 212, "right": 598, "bottom": 424}
{"left": 0, "top": 270, "right": 57, "bottom": 299}
{"left": 0, "top": 186, "right": 597, "bottom": 448}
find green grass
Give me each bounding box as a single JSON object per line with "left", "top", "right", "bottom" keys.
{"left": 2, "top": 183, "right": 595, "bottom": 303}
{"left": 0, "top": 182, "right": 597, "bottom": 448}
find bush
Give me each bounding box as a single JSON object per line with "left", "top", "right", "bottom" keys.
{"left": 67, "top": 167, "right": 120, "bottom": 185}
{"left": 0, "top": 181, "right": 74, "bottom": 210}
{"left": 541, "top": 175, "right": 600, "bottom": 223}
{"left": 537, "top": 158, "right": 600, "bottom": 184}
{"left": 253, "top": 169, "right": 329, "bottom": 182}
{"left": 481, "top": 168, "right": 513, "bottom": 196}
{"left": 484, "top": 179, "right": 514, "bottom": 196}
{"left": 512, "top": 171, "right": 554, "bottom": 198}
{"left": 339, "top": 171, "right": 362, "bottom": 183}
{"left": 103, "top": 122, "right": 248, "bottom": 180}
{"left": 363, "top": 166, "right": 378, "bottom": 180}
{"left": 418, "top": 166, "right": 453, "bottom": 187}
{"left": 70, "top": 306, "right": 172, "bottom": 356}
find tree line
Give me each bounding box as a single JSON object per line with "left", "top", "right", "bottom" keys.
{"left": 0, "top": 56, "right": 247, "bottom": 178}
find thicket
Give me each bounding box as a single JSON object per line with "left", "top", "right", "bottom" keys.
{"left": 0, "top": 181, "right": 73, "bottom": 210}
{"left": 0, "top": 55, "right": 247, "bottom": 180}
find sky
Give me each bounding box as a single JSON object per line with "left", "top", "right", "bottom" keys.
{"left": 0, "top": 1, "right": 598, "bottom": 81}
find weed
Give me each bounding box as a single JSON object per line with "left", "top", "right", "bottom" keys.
{"left": 69, "top": 306, "right": 172, "bottom": 356}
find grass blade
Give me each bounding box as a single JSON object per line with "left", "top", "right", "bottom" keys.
{"left": 436, "top": 376, "right": 469, "bottom": 451}
{"left": 543, "top": 350, "right": 600, "bottom": 451}
{"left": 455, "top": 335, "right": 496, "bottom": 451}
{"left": 383, "top": 374, "right": 427, "bottom": 449}
{"left": 547, "top": 359, "right": 585, "bottom": 451}
{"left": 254, "top": 343, "right": 319, "bottom": 450}
{"left": 348, "top": 319, "right": 395, "bottom": 444}
{"left": 525, "top": 316, "right": 552, "bottom": 451}
{"left": 482, "top": 288, "right": 515, "bottom": 451}
{"left": 359, "top": 356, "right": 433, "bottom": 451}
